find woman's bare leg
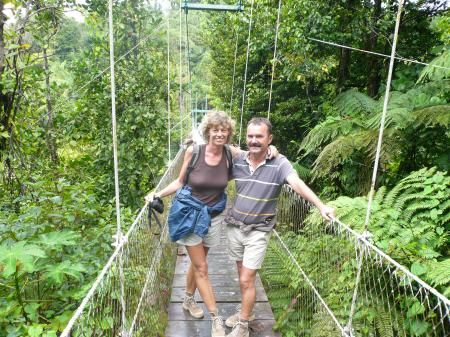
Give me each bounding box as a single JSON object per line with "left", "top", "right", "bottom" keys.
{"left": 185, "top": 244, "right": 216, "bottom": 312}
{"left": 186, "top": 246, "right": 210, "bottom": 294}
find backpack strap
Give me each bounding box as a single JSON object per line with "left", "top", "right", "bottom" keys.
{"left": 184, "top": 144, "right": 200, "bottom": 185}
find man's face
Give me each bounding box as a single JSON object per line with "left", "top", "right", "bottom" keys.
{"left": 246, "top": 123, "right": 273, "bottom": 155}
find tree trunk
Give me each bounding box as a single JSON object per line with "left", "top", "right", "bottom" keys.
{"left": 335, "top": 0, "right": 358, "bottom": 94}
{"left": 43, "top": 47, "right": 58, "bottom": 164}
{"left": 367, "top": 0, "right": 382, "bottom": 97}
{"left": 336, "top": 48, "right": 351, "bottom": 94}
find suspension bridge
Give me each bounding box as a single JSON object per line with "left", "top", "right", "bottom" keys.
{"left": 58, "top": 0, "right": 449, "bottom": 336}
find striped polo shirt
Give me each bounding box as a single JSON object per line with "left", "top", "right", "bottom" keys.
{"left": 230, "top": 152, "right": 295, "bottom": 229}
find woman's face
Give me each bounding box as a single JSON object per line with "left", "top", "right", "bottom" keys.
{"left": 208, "top": 124, "right": 229, "bottom": 146}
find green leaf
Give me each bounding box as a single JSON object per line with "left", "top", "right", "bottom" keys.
{"left": 27, "top": 324, "right": 44, "bottom": 337}
{"left": 407, "top": 302, "right": 425, "bottom": 318}
{"left": 43, "top": 261, "right": 86, "bottom": 284}
{"left": 411, "top": 262, "right": 427, "bottom": 276}
{"left": 25, "top": 303, "right": 41, "bottom": 322}
{"left": 42, "top": 331, "right": 57, "bottom": 337}
{"left": 38, "top": 231, "right": 79, "bottom": 250}
{"left": 0, "top": 242, "right": 46, "bottom": 277}
{"left": 409, "top": 319, "right": 429, "bottom": 336}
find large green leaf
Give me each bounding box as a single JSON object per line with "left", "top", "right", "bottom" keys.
{"left": 43, "top": 261, "right": 87, "bottom": 284}
{"left": 37, "top": 231, "right": 80, "bottom": 250}
{"left": 0, "top": 242, "right": 46, "bottom": 277}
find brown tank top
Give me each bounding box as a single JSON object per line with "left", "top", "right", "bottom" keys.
{"left": 187, "top": 144, "right": 229, "bottom": 206}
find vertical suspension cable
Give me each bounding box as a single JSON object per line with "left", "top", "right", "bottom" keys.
{"left": 167, "top": 11, "right": 171, "bottom": 162}
{"left": 364, "top": 0, "right": 404, "bottom": 231}
{"left": 238, "top": 0, "right": 255, "bottom": 147}
{"left": 267, "top": 0, "right": 282, "bottom": 120}
{"left": 346, "top": 1, "right": 405, "bottom": 334}
{"left": 108, "top": 0, "right": 121, "bottom": 250}
{"left": 107, "top": 0, "right": 126, "bottom": 332}
{"left": 230, "top": 29, "right": 239, "bottom": 113}
{"left": 185, "top": 11, "right": 194, "bottom": 132}
{"left": 179, "top": 0, "right": 183, "bottom": 144}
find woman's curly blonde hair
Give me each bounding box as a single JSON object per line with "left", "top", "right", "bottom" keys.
{"left": 201, "top": 110, "right": 236, "bottom": 143}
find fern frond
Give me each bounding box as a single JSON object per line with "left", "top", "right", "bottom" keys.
{"left": 412, "top": 105, "right": 450, "bottom": 128}
{"left": 293, "top": 162, "right": 313, "bottom": 182}
{"left": 374, "top": 186, "right": 387, "bottom": 205}
{"left": 417, "top": 49, "right": 450, "bottom": 83}
{"left": 299, "top": 116, "right": 364, "bottom": 157}
{"left": 394, "top": 194, "right": 438, "bottom": 215}
{"left": 426, "top": 259, "right": 450, "bottom": 286}
{"left": 312, "top": 131, "right": 375, "bottom": 178}
{"left": 374, "top": 307, "right": 394, "bottom": 337}
{"left": 335, "top": 89, "right": 378, "bottom": 116}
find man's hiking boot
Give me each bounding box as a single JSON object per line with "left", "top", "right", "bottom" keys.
{"left": 226, "top": 320, "right": 249, "bottom": 337}
{"left": 225, "top": 304, "right": 255, "bottom": 328}
{"left": 211, "top": 315, "right": 226, "bottom": 337}
{"left": 182, "top": 295, "right": 204, "bottom": 318}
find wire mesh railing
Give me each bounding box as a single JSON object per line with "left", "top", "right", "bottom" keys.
{"left": 61, "top": 149, "right": 184, "bottom": 337}
{"left": 261, "top": 186, "right": 450, "bottom": 337}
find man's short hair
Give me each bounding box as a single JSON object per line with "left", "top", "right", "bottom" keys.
{"left": 247, "top": 117, "right": 272, "bottom": 135}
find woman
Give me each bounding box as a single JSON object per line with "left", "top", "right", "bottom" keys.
{"left": 146, "top": 110, "right": 236, "bottom": 337}
{"left": 145, "top": 111, "right": 276, "bottom": 337}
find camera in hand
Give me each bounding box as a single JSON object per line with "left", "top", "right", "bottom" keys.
{"left": 149, "top": 197, "right": 164, "bottom": 214}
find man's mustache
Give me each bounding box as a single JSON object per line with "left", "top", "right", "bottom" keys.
{"left": 248, "top": 143, "right": 261, "bottom": 147}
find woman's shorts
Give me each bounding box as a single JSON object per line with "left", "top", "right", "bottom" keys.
{"left": 176, "top": 214, "right": 225, "bottom": 247}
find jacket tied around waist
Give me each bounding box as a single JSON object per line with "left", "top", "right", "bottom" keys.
{"left": 168, "top": 186, "right": 227, "bottom": 242}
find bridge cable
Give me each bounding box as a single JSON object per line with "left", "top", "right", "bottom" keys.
{"left": 107, "top": 0, "right": 127, "bottom": 333}
{"left": 179, "top": 0, "right": 184, "bottom": 144}
{"left": 185, "top": 11, "right": 194, "bottom": 131}
{"left": 346, "top": 1, "right": 406, "bottom": 334}
{"left": 308, "top": 37, "right": 450, "bottom": 71}
{"left": 238, "top": 0, "right": 255, "bottom": 147}
{"left": 229, "top": 29, "right": 240, "bottom": 114}
{"left": 167, "top": 13, "right": 172, "bottom": 162}
{"left": 267, "top": 0, "right": 282, "bottom": 120}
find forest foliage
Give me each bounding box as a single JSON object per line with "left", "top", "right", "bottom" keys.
{"left": 0, "top": 0, "right": 448, "bottom": 336}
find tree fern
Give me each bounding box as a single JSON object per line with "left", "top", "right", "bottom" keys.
{"left": 334, "top": 88, "right": 378, "bottom": 117}
{"left": 417, "top": 49, "right": 450, "bottom": 83}
{"left": 312, "top": 131, "right": 375, "bottom": 178}
{"left": 299, "top": 116, "right": 364, "bottom": 157}
{"left": 412, "top": 104, "right": 450, "bottom": 127}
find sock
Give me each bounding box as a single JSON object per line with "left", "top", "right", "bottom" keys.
{"left": 239, "top": 317, "right": 249, "bottom": 325}
{"left": 209, "top": 309, "right": 218, "bottom": 317}
{"left": 185, "top": 291, "right": 194, "bottom": 297}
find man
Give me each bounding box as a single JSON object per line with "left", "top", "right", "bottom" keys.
{"left": 224, "top": 117, "right": 336, "bottom": 337}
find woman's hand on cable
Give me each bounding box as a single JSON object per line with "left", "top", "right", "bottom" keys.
{"left": 145, "top": 192, "right": 159, "bottom": 203}
{"left": 319, "top": 205, "right": 336, "bottom": 222}
{"left": 267, "top": 145, "right": 279, "bottom": 159}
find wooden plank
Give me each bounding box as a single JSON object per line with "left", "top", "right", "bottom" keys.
{"left": 171, "top": 273, "right": 263, "bottom": 287}
{"left": 167, "top": 239, "right": 279, "bottom": 336}
{"left": 174, "top": 260, "right": 236, "bottom": 275}
{"left": 165, "top": 320, "right": 280, "bottom": 337}
{"left": 170, "top": 286, "right": 268, "bottom": 302}
{"left": 168, "top": 302, "right": 275, "bottom": 320}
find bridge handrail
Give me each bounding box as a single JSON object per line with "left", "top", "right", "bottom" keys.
{"left": 60, "top": 148, "right": 184, "bottom": 337}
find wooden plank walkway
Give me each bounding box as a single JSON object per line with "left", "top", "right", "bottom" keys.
{"left": 165, "top": 238, "right": 280, "bottom": 337}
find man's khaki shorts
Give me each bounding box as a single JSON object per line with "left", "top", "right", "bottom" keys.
{"left": 226, "top": 224, "right": 272, "bottom": 270}
{"left": 176, "top": 214, "right": 225, "bottom": 248}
